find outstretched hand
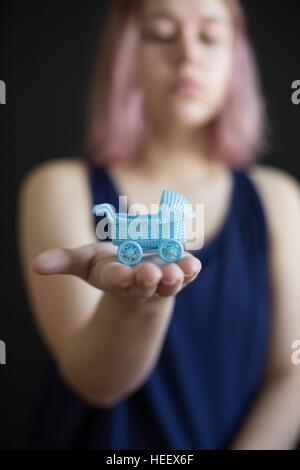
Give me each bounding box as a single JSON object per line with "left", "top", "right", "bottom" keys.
{"left": 31, "top": 242, "right": 202, "bottom": 302}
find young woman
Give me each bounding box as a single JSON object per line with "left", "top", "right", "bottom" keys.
{"left": 18, "top": 0, "right": 300, "bottom": 450}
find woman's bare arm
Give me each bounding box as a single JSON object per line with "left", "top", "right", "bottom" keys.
{"left": 229, "top": 165, "right": 300, "bottom": 449}
{"left": 18, "top": 158, "right": 201, "bottom": 407}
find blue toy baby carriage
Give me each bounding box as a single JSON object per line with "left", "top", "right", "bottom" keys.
{"left": 92, "top": 190, "right": 195, "bottom": 266}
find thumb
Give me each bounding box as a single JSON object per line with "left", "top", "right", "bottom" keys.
{"left": 30, "top": 242, "right": 114, "bottom": 279}
{"left": 31, "top": 248, "right": 76, "bottom": 276}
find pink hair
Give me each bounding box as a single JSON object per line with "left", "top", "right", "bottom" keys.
{"left": 84, "top": 0, "right": 268, "bottom": 168}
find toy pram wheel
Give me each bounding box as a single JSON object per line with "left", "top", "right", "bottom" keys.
{"left": 118, "top": 241, "right": 143, "bottom": 266}
{"left": 159, "top": 240, "right": 184, "bottom": 263}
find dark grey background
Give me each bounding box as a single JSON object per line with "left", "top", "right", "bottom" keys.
{"left": 0, "top": 0, "right": 299, "bottom": 449}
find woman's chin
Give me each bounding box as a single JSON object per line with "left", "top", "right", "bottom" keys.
{"left": 169, "top": 111, "right": 210, "bottom": 130}
{"left": 169, "top": 100, "right": 211, "bottom": 128}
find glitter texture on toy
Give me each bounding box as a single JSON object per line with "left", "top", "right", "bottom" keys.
{"left": 92, "top": 190, "right": 196, "bottom": 266}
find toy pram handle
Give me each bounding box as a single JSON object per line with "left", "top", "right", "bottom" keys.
{"left": 92, "top": 203, "right": 116, "bottom": 225}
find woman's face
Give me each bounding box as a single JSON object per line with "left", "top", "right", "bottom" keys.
{"left": 136, "top": 0, "right": 235, "bottom": 133}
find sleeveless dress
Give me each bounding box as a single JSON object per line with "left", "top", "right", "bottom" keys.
{"left": 26, "top": 163, "right": 270, "bottom": 450}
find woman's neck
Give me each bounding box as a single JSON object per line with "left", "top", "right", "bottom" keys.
{"left": 128, "top": 125, "right": 225, "bottom": 182}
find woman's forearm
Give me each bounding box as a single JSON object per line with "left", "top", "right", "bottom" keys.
{"left": 229, "top": 372, "right": 300, "bottom": 449}
{"left": 59, "top": 292, "right": 175, "bottom": 407}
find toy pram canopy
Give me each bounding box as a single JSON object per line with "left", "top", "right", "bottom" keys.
{"left": 159, "top": 190, "right": 195, "bottom": 222}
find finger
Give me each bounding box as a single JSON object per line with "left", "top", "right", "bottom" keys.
{"left": 156, "top": 263, "right": 184, "bottom": 297}
{"left": 31, "top": 242, "right": 116, "bottom": 279}
{"left": 177, "top": 253, "right": 202, "bottom": 284}
{"left": 96, "top": 261, "right": 135, "bottom": 292}
{"left": 144, "top": 251, "right": 201, "bottom": 279}
{"left": 125, "top": 262, "right": 163, "bottom": 300}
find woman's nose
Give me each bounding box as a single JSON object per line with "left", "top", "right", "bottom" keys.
{"left": 176, "top": 30, "right": 204, "bottom": 66}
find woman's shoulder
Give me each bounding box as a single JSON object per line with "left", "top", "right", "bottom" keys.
{"left": 246, "top": 163, "right": 300, "bottom": 243}
{"left": 247, "top": 164, "right": 299, "bottom": 214}
{"left": 18, "top": 156, "right": 94, "bottom": 237}
{"left": 18, "top": 156, "right": 97, "bottom": 260}
{"left": 20, "top": 156, "right": 87, "bottom": 189}
{"left": 248, "top": 163, "right": 299, "bottom": 194}
{"left": 19, "top": 156, "right": 92, "bottom": 207}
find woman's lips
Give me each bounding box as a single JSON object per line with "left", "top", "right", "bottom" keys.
{"left": 172, "top": 77, "right": 203, "bottom": 95}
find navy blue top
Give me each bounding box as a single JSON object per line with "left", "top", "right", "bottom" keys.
{"left": 26, "top": 163, "right": 270, "bottom": 450}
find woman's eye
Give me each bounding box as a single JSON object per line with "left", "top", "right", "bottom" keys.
{"left": 141, "top": 20, "right": 177, "bottom": 44}
{"left": 201, "top": 31, "right": 222, "bottom": 45}
{"left": 142, "top": 31, "right": 177, "bottom": 44}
